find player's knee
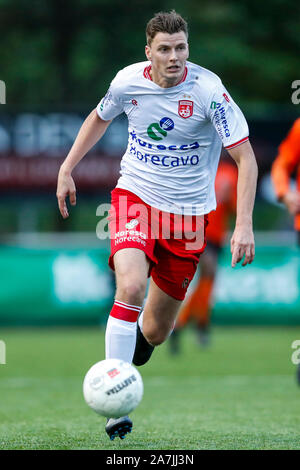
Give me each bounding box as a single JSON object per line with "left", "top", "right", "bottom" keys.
{"left": 143, "top": 328, "right": 168, "bottom": 346}
{"left": 116, "top": 279, "right": 147, "bottom": 305}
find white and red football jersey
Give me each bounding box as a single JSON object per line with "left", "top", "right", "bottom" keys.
{"left": 97, "top": 61, "right": 249, "bottom": 215}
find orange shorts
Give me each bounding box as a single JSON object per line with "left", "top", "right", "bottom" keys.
{"left": 108, "top": 188, "right": 208, "bottom": 301}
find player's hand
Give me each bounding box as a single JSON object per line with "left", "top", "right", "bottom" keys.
{"left": 282, "top": 191, "right": 300, "bottom": 216}
{"left": 230, "top": 225, "right": 255, "bottom": 268}
{"left": 56, "top": 166, "right": 76, "bottom": 218}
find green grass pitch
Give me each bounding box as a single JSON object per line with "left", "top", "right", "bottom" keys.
{"left": 0, "top": 326, "right": 300, "bottom": 450}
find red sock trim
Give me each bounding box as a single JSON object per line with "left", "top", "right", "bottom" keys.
{"left": 110, "top": 300, "right": 141, "bottom": 323}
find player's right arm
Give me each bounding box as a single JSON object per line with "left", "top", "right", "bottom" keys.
{"left": 57, "top": 70, "right": 126, "bottom": 218}
{"left": 56, "top": 109, "right": 111, "bottom": 218}
{"left": 271, "top": 119, "right": 300, "bottom": 216}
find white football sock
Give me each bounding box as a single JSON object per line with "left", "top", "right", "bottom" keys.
{"left": 105, "top": 315, "right": 137, "bottom": 364}
{"left": 138, "top": 310, "right": 144, "bottom": 332}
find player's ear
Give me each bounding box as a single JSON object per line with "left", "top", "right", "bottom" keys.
{"left": 145, "top": 45, "right": 151, "bottom": 61}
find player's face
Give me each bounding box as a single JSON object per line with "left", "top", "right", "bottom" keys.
{"left": 145, "top": 32, "right": 189, "bottom": 87}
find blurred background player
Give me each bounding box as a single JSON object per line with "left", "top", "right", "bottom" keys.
{"left": 170, "top": 158, "right": 238, "bottom": 351}
{"left": 271, "top": 118, "right": 300, "bottom": 244}
{"left": 271, "top": 118, "right": 300, "bottom": 384}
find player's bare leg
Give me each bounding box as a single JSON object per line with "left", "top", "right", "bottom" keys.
{"left": 114, "top": 248, "right": 149, "bottom": 306}
{"left": 105, "top": 248, "right": 149, "bottom": 440}
{"left": 105, "top": 248, "right": 149, "bottom": 362}
{"left": 143, "top": 279, "right": 182, "bottom": 344}
{"left": 133, "top": 278, "right": 182, "bottom": 365}
{"left": 169, "top": 246, "right": 218, "bottom": 353}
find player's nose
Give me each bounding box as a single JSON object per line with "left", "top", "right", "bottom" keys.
{"left": 169, "top": 48, "right": 178, "bottom": 61}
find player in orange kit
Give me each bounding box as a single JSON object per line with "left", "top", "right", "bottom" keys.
{"left": 271, "top": 118, "right": 300, "bottom": 384}
{"left": 170, "top": 159, "right": 238, "bottom": 350}
{"left": 271, "top": 118, "right": 300, "bottom": 243}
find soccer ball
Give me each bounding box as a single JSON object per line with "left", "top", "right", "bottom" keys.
{"left": 83, "top": 359, "right": 144, "bottom": 418}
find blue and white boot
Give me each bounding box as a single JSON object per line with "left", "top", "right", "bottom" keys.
{"left": 105, "top": 415, "right": 133, "bottom": 440}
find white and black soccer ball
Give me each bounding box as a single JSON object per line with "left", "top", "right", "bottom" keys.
{"left": 83, "top": 359, "right": 144, "bottom": 418}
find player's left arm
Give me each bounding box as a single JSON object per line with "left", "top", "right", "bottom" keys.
{"left": 227, "top": 140, "right": 258, "bottom": 267}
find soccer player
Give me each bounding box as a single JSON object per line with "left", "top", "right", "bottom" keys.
{"left": 170, "top": 159, "right": 238, "bottom": 351}
{"left": 56, "top": 11, "right": 258, "bottom": 439}
{"left": 271, "top": 118, "right": 300, "bottom": 243}
{"left": 271, "top": 118, "right": 300, "bottom": 384}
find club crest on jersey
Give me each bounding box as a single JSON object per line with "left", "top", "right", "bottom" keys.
{"left": 178, "top": 100, "right": 193, "bottom": 119}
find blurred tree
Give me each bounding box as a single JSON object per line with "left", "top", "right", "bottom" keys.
{"left": 0, "top": 0, "right": 299, "bottom": 110}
